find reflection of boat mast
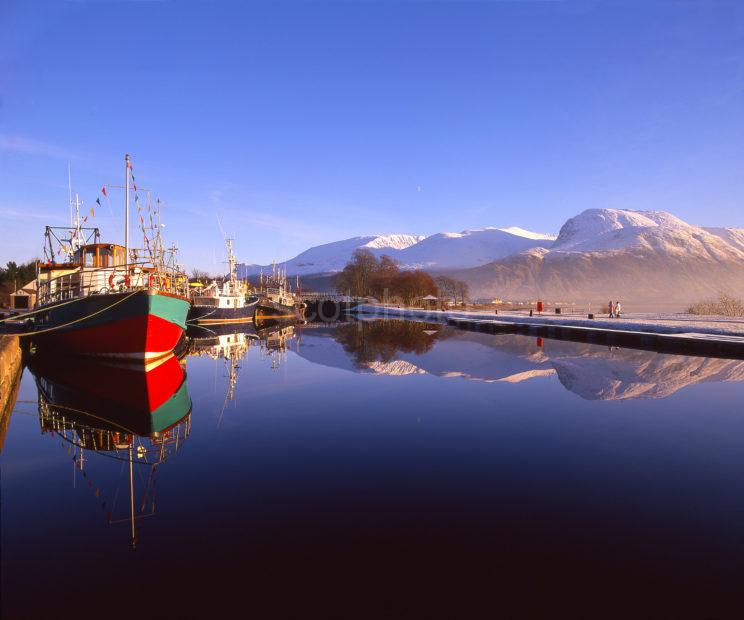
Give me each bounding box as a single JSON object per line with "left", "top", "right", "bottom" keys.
{"left": 129, "top": 443, "right": 136, "bottom": 549}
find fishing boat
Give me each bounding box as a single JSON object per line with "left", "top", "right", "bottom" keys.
{"left": 255, "top": 264, "right": 306, "bottom": 322}
{"left": 187, "top": 238, "right": 259, "bottom": 325}
{"left": 27, "top": 155, "right": 190, "bottom": 361}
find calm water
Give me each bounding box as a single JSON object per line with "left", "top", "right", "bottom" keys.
{"left": 3, "top": 320, "right": 744, "bottom": 618}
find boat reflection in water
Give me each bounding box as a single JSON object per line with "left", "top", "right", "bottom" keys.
{"left": 188, "top": 320, "right": 296, "bottom": 369}
{"left": 28, "top": 352, "right": 192, "bottom": 548}
{"left": 257, "top": 320, "right": 296, "bottom": 370}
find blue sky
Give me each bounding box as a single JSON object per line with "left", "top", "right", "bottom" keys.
{"left": 1, "top": 0, "right": 742, "bottom": 271}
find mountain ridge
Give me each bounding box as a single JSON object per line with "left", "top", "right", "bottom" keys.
{"left": 236, "top": 208, "right": 744, "bottom": 307}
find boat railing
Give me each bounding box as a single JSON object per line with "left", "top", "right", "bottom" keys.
{"left": 36, "top": 262, "right": 189, "bottom": 307}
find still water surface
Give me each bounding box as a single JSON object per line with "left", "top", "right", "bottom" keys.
{"left": 3, "top": 320, "right": 744, "bottom": 617}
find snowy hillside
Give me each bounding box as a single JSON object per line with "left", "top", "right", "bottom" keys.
{"left": 235, "top": 208, "right": 743, "bottom": 306}
{"left": 552, "top": 208, "right": 744, "bottom": 260}
{"left": 237, "top": 234, "right": 423, "bottom": 277}
{"left": 237, "top": 227, "right": 554, "bottom": 276}
{"left": 450, "top": 209, "right": 744, "bottom": 306}
{"left": 392, "top": 227, "right": 555, "bottom": 270}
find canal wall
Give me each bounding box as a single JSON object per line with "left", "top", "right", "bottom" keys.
{"left": 349, "top": 304, "right": 744, "bottom": 337}
{"left": 0, "top": 335, "right": 23, "bottom": 450}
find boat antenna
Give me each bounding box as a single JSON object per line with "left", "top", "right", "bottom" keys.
{"left": 67, "top": 162, "right": 73, "bottom": 227}
{"left": 125, "top": 154, "right": 131, "bottom": 265}
{"left": 216, "top": 212, "right": 227, "bottom": 241}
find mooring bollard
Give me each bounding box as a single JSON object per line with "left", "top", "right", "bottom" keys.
{"left": 555, "top": 307, "right": 561, "bottom": 314}
{"left": 529, "top": 309, "right": 533, "bottom": 317}
{"left": 588, "top": 313, "right": 594, "bottom": 319}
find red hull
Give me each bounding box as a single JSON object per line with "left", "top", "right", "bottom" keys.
{"left": 38, "top": 314, "right": 183, "bottom": 360}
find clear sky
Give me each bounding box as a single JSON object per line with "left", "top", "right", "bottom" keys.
{"left": 1, "top": 0, "right": 742, "bottom": 271}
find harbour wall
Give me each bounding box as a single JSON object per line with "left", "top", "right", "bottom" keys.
{"left": 0, "top": 335, "right": 23, "bottom": 450}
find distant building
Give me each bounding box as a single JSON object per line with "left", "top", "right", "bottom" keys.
{"left": 421, "top": 294, "right": 443, "bottom": 310}
{"left": 9, "top": 280, "right": 36, "bottom": 311}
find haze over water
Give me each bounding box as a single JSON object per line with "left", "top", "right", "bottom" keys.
{"left": 3, "top": 320, "right": 744, "bottom": 617}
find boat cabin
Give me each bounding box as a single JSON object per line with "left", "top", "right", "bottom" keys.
{"left": 192, "top": 280, "right": 246, "bottom": 309}
{"left": 73, "top": 244, "right": 128, "bottom": 269}
{"left": 36, "top": 243, "right": 160, "bottom": 307}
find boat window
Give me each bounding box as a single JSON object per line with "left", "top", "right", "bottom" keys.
{"left": 99, "top": 247, "right": 112, "bottom": 268}
{"left": 85, "top": 248, "right": 95, "bottom": 267}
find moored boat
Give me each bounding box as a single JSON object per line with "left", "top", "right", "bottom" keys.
{"left": 255, "top": 264, "right": 306, "bottom": 322}
{"left": 188, "top": 239, "right": 258, "bottom": 325}
{"left": 26, "top": 155, "right": 190, "bottom": 361}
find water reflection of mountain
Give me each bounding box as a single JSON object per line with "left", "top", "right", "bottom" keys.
{"left": 295, "top": 320, "right": 744, "bottom": 400}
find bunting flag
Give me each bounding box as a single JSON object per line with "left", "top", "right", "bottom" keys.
{"left": 96, "top": 197, "right": 101, "bottom": 207}
{"left": 101, "top": 185, "right": 108, "bottom": 197}
{"left": 89, "top": 207, "right": 95, "bottom": 218}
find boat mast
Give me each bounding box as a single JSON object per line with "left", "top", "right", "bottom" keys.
{"left": 68, "top": 163, "right": 73, "bottom": 227}
{"left": 226, "top": 238, "right": 236, "bottom": 288}
{"left": 129, "top": 441, "right": 136, "bottom": 549}
{"left": 125, "top": 154, "right": 130, "bottom": 264}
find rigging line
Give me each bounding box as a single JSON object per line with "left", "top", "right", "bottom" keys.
{"left": 4, "top": 290, "right": 140, "bottom": 337}
{"left": 38, "top": 401, "right": 140, "bottom": 436}
{"left": 111, "top": 459, "right": 126, "bottom": 518}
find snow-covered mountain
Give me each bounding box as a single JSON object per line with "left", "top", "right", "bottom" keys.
{"left": 237, "top": 234, "right": 423, "bottom": 277}
{"left": 449, "top": 209, "right": 744, "bottom": 307}
{"left": 235, "top": 207, "right": 743, "bottom": 307}
{"left": 391, "top": 227, "right": 555, "bottom": 270}
{"left": 236, "top": 227, "right": 555, "bottom": 277}
{"left": 551, "top": 208, "right": 744, "bottom": 260}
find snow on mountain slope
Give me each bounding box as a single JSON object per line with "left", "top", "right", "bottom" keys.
{"left": 237, "top": 228, "right": 553, "bottom": 276}
{"left": 498, "top": 226, "right": 556, "bottom": 241}
{"left": 448, "top": 210, "right": 744, "bottom": 306}
{"left": 551, "top": 208, "right": 744, "bottom": 261}
{"left": 392, "top": 227, "right": 554, "bottom": 270}
{"left": 237, "top": 234, "right": 423, "bottom": 277}
{"left": 703, "top": 227, "right": 744, "bottom": 254}
{"left": 363, "top": 234, "right": 426, "bottom": 250}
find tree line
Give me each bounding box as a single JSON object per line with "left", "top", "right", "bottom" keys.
{"left": 334, "top": 249, "right": 469, "bottom": 305}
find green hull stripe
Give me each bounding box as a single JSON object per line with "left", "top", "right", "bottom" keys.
{"left": 149, "top": 294, "right": 190, "bottom": 330}
{"left": 150, "top": 379, "right": 192, "bottom": 433}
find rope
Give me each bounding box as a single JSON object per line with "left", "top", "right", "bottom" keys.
{"left": 7, "top": 290, "right": 140, "bottom": 337}
{"left": 0, "top": 293, "right": 99, "bottom": 324}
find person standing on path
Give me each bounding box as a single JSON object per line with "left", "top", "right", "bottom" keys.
{"left": 615, "top": 301, "right": 622, "bottom": 318}
{"left": 608, "top": 300, "right": 614, "bottom": 318}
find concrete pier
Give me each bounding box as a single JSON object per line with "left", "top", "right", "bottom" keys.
{"left": 446, "top": 316, "right": 744, "bottom": 359}
{"left": 0, "top": 335, "right": 23, "bottom": 451}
